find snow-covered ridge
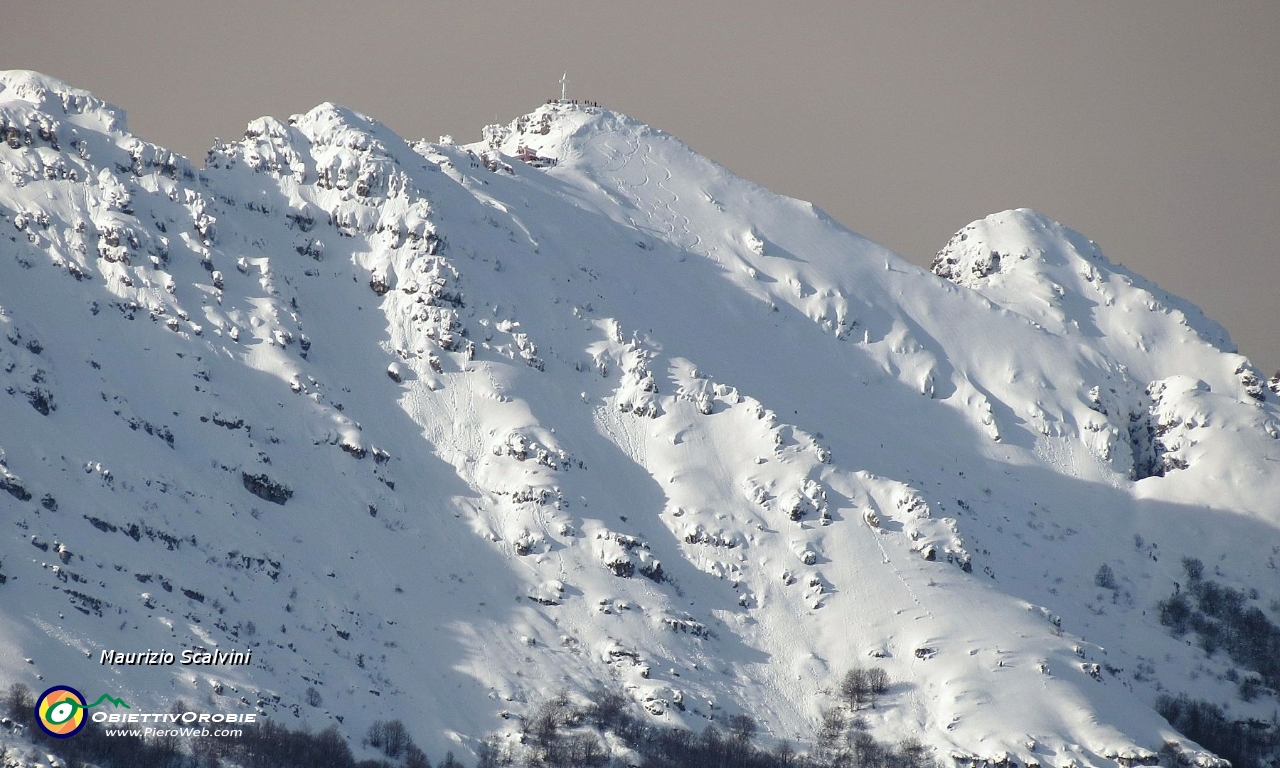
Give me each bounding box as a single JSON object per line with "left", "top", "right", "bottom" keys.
{"left": 1, "top": 70, "right": 1277, "bottom": 764}
{"left": 933, "top": 209, "right": 1238, "bottom": 374}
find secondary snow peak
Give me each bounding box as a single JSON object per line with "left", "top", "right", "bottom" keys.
{"left": 0, "top": 69, "right": 129, "bottom": 135}
{"left": 933, "top": 209, "right": 1235, "bottom": 354}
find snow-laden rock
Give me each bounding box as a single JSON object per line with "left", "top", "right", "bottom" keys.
{"left": 1, "top": 72, "right": 1277, "bottom": 766}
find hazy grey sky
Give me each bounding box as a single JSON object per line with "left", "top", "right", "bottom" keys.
{"left": 7, "top": 1, "right": 1278, "bottom": 373}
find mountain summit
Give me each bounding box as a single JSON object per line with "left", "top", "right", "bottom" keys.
{"left": 1, "top": 71, "right": 1277, "bottom": 765}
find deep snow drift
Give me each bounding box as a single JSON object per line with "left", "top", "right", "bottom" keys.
{"left": 1, "top": 70, "right": 1277, "bottom": 764}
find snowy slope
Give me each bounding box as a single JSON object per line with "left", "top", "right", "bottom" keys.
{"left": 1, "top": 70, "right": 1277, "bottom": 764}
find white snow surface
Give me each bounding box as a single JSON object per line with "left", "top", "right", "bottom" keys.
{"left": 1, "top": 70, "right": 1277, "bottom": 764}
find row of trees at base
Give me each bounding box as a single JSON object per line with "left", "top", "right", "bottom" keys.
{"left": 1155, "top": 695, "right": 1280, "bottom": 768}
{"left": 2, "top": 667, "right": 905, "bottom": 768}
{"left": 31, "top": 662, "right": 1263, "bottom": 768}
{"left": 477, "top": 665, "right": 925, "bottom": 768}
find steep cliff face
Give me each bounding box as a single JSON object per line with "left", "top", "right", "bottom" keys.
{"left": 1, "top": 71, "right": 1277, "bottom": 764}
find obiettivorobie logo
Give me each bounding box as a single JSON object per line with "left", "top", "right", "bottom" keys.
{"left": 34, "top": 685, "right": 130, "bottom": 738}
{"left": 34, "top": 683, "right": 257, "bottom": 739}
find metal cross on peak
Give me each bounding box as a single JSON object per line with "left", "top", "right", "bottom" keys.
{"left": 560, "top": 72, "right": 568, "bottom": 102}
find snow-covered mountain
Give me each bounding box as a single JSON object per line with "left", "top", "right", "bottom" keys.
{"left": 1, "top": 69, "right": 1277, "bottom": 765}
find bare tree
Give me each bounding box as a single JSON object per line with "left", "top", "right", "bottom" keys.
{"left": 841, "top": 667, "right": 891, "bottom": 710}
{"left": 840, "top": 668, "right": 871, "bottom": 710}
{"left": 383, "top": 718, "right": 411, "bottom": 759}
{"left": 4, "top": 682, "right": 33, "bottom": 719}
{"left": 868, "top": 667, "right": 890, "bottom": 695}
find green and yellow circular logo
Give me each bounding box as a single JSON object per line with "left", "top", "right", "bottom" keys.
{"left": 35, "top": 685, "right": 87, "bottom": 738}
